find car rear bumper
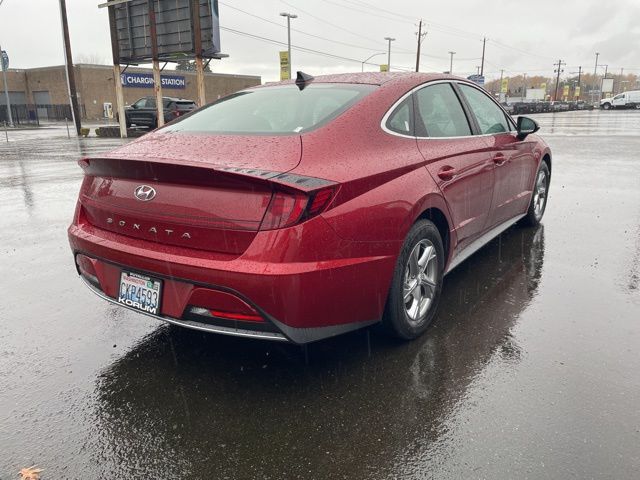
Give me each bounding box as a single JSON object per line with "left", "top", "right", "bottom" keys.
{"left": 68, "top": 216, "right": 398, "bottom": 344}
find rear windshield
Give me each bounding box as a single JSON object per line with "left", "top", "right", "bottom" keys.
{"left": 163, "top": 83, "right": 376, "bottom": 135}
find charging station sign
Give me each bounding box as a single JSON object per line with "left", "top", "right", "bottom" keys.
{"left": 120, "top": 73, "right": 186, "bottom": 89}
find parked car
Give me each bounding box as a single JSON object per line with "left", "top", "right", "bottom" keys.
{"left": 600, "top": 90, "right": 640, "bottom": 109}
{"left": 124, "top": 96, "right": 197, "bottom": 128}
{"left": 68, "top": 72, "right": 551, "bottom": 344}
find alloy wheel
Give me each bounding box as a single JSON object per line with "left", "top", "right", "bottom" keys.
{"left": 533, "top": 169, "right": 548, "bottom": 220}
{"left": 403, "top": 239, "right": 438, "bottom": 325}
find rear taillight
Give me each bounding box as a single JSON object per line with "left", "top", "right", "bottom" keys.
{"left": 259, "top": 186, "right": 337, "bottom": 231}
{"left": 189, "top": 306, "right": 263, "bottom": 323}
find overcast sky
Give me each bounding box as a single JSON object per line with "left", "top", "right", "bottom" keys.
{"left": 1, "top": 0, "right": 639, "bottom": 82}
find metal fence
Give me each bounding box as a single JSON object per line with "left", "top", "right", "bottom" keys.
{"left": 0, "top": 104, "right": 86, "bottom": 125}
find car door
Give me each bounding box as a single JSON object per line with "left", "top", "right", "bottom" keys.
{"left": 413, "top": 82, "right": 495, "bottom": 252}
{"left": 612, "top": 93, "right": 625, "bottom": 107}
{"left": 457, "top": 83, "right": 537, "bottom": 229}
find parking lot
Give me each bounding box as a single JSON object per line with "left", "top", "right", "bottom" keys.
{"left": 1, "top": 110, "right": 639, "bottom": 478}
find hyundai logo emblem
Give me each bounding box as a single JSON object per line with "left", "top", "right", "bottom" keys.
{"left": 134, "top": 185, "right": 156, "bottom": 202}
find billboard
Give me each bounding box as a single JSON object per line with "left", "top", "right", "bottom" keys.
{"left": 113, "top": 0, "right": 221, "bottom": 63}
{"left": 120, "top": 72, "right": 186, "bottom": 89}
{"left": 601, "top": 78, "right": 614, "bottom": 94}
{"left": 526, "top": 88, "right": 545, "bottom": 101}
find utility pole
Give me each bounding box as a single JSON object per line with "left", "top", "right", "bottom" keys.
{"left": 577, "top": 66, "right": 582, "bottom": 100}
{"left": 280, "top": 12, "right": 297, "bottom": 79}
{"left": 59, "top": 0, "right": 82, "bottom": 135}
{"left": 448, "top": 51, "right": 456, "bottom": 74}
{"left": 521, "top": 73, "right": 527, "bottom": 101}
{"left": 415, "top": 20, "right": 426, "bottom": 72}
{"left": 553, "top": 59, "right": 566, "bottom": 102}
{"left": 592, "top": 52, "right": 599, "bottom": 105}
{"left": 384, "top": 37, "right": 395, "bottom": 71}
{"left": 618, "top": 67, "right": 624, "bottom": 94}
{"left": 480, "top": 37, "right": 486, "bottom": 76}
{"left": 498, "top": 69, "right": 504, "bottom": 97}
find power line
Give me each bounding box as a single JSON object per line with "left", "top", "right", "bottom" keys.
{"left": 220, "top": 2, "right": 385, "bottom": 53}
{"left": 220, "top": 26, "right": 414, "bottom": 71}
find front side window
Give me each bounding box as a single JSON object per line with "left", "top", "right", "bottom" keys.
{"left": 164, "top": 84, "right": 376, "bottom": 135}
{"left": 414, "top": 83, "right": 472, "bottom": 138}
{"left": 132, "top": 98, "right": 148, "bottom": 109}
{"left": 458, "top": 84, "right": 510, "bottom": 135}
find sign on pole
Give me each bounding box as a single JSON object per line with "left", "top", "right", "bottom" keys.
{"left": 467, "top": 74, "right": 485, "bottom": 86}
{"left": 279, "top": 51, "right": 290, "bottom": 80}
{"left": 574, "top": 86, "right": 581, "bottom": 98}
{"left": 380, "top": 64, "right": 389, "bottom": 72}
{"left": 601, "top": 78, "right": 614, "bottom": 94}
{"left": 500, "top": 78, "right": 508, "bottom": 94}
{"left": 1, "top": 50, "right": 8, "bottom": 71}
{"left": 562, "top": 85, "right": 570, "bottom": 98}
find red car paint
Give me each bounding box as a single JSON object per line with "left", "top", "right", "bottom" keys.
{"left": 68, "top": 72, "right": 551, "bottom": 344}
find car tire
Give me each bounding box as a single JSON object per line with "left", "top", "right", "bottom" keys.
{"left": 521, "top": 161, "right": 550, "bottom": 227}
{"left": 602, "top": 103, "right": 611, "bottom": 110}
{"left": 381, "top": 219, "right": 444, "bottom": 340}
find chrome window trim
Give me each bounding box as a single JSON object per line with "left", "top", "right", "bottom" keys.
{"left": 380, "top": 78, "right": 517, "bottom": 140}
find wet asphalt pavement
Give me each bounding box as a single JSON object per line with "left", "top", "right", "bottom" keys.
{"left": 1, "top": 111, "right": 639, "bottom": 479}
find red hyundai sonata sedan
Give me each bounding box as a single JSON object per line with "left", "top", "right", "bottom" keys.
{"left": 68, "top": 72, "right": 551, "bottom": 344}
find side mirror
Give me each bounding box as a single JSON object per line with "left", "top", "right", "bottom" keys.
{"left": 516, "top": 116, "right": 540, "bottom": 140}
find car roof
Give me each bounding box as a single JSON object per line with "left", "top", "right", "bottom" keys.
{"left": 261, "top": 72, "right": 457, "bottom": 87}
{"left": 142, "top": 96, "right": 194, "bottom": 101}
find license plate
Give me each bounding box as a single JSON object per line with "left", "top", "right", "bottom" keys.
{"left": 118, "top": 270, "right": 162, "bottom": 315}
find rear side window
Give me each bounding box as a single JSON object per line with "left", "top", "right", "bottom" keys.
{"left": 164, "top": 84, "right": 376, "bottom": 135}
{"left": 458, "top": 84, "right": 511, "bottom": 135}
{"left": 176, "top": 101, "right": 196, "bottom": 108}
{"left": 414, "top": 83, "right": 472, "bottom": 138}
{"left": 385, "top": 97, "right": 414, "bottom": 135}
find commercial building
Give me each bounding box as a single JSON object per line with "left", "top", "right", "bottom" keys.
{"left": 0, "top": 64, "right": 261, "bottom": 123}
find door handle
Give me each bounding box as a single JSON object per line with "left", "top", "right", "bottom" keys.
{"left": 437, "top": 166, "right": 457, "bottom": 181}
{"left": 493, "top": 153, "right": 507, "bottom": 166}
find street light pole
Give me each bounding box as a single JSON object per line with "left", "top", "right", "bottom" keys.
{"left": 448, "top": 51, "right": 456, "bottom": 74}
{"left": 361, "top": 52, "right": 385, "bottom": 72}
{"left": 384, "top": 37, "right": 395, "bottom": 71}
{"left": 0, "top": 1, "right": 13, "bottom": 127}
{"left": 0, "top": 43, "right": 13, "bottom": 127}
{"left": 280, "top": 12, "right": 297, "bottom": 79}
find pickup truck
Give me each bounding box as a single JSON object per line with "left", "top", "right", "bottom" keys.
{"left": 600, "top": 90, "right": 640, "bottom": 110}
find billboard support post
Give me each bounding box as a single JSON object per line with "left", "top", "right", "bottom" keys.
{"left": 148, "top": 0, "right": 164, "bottom": 128}
{"left": 192, "top": 0, "right": 206, "bottom": 107}
{"left": 107, "top": 2, "right": 127, "bottom": 138}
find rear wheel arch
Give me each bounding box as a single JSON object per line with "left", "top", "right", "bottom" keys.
{"left": 542, "top": 153, "right": 551, "bottom": 176}
{"left": 416, "top": 207, "right": 451, "bottom": 265}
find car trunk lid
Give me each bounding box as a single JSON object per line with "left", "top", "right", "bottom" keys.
{"left": 78, "top": 134, "right": 304, "bottom": 254}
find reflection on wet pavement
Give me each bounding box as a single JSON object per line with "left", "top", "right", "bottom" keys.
{"left": 1, "top": 111, "right": 639, "bottom": 478}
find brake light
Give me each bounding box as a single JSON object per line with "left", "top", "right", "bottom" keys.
{"left": 259, "top": 186, "right": 337, "bottom": 231}
{"left": 189, "top": 306, "right": 263, "bottom": 323}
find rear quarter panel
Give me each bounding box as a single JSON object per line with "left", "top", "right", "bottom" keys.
{"left": 295, "top": 77, "right": 454, "bottom": 249}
